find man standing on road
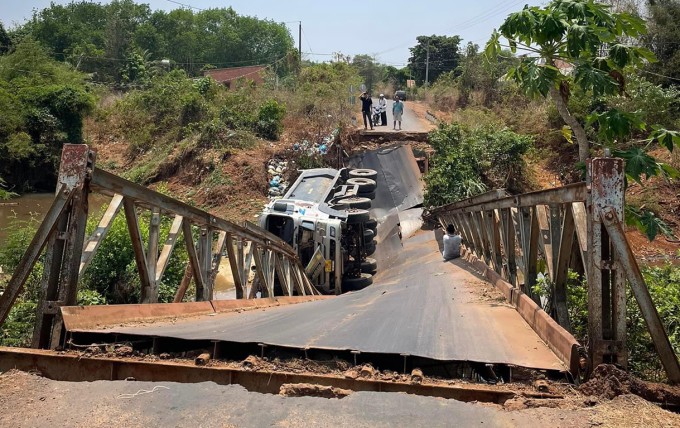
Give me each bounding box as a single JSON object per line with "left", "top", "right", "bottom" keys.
{"left": 378, "top": 93, "right": 387, "bottom": 126}
{"left": 442, "top": 224, "right": 461, "bottom": 260}
{"left": 392, "top": 95, "right": 404, "bottom": 130}
{"left": 360, "top": 92, "right": 374, "bottom": 130}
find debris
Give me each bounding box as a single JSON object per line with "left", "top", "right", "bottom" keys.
{"left": 195, "top": 353, "right": 211, "bottom": 366}
{"left": 242, "top": 355, "right": 259, "bottom": 368}
{"left": 344, "top": 369, "right": 359, "bottom": 380}
{"left": 411, "top": 368, "right": 424, "bottom": 384}
{"left": 579, "top": 364, "right": 680, "bottom": 405}
{"left": 533, "top": 379, "right": 550, "bottom": 393}
{"left": 279, "top": 383, "right": 352, "bottom": 399}
{"left": 159, "top": 353, "right": 171, "bottom": 360}
{"left": 114, "top": 345, "right": 134, "bottom": 357}
{"left": 360, "top": 364, "right": 375, "bottom": 378}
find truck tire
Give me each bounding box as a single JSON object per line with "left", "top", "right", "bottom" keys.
{"left": 363, "top": 228, "right": 375, "bottom": 244}
{"left": 361, "top": 257, "right": 377, "bottom": 274}
{"left": 365, "top": 218, "right": 377, "bottom": 232}
{"left": 349, "top": 168, "right": 378, "bottom": 181}
{"left": 346, "top": 208, "right": 370, "bottom": 224}
{"left": 337, "top": 196, "right": 371, "bottom": 210}
{"left": 365, "top": 239, "right": 377, "bottom": 256}
{"left": 358, "top": 190, "right": 376, "bottom": 200}
{"left": 342, "top": 273, "right": 373, "bottom": 291}
{"left": 347, "top": 177, "right": 376, "bottom": 193}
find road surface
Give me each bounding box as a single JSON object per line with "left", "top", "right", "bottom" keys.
{"left": 356, "top": 98, "right": 430, "bottom": 133}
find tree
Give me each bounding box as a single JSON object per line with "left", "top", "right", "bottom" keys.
{"left": 351, "top": 54, "right": 381, "bottom": 92}
{"left": 408, "top": 35, "right": 462, "bottom": 85}
{"left": 486, "top": 0, "right": 653, "bottom": 162}
{"left": 645, "top": 0, "right": 680, "bottom": 86}
{"left": 0, "top": 23, "right": 11, "bottom": 55}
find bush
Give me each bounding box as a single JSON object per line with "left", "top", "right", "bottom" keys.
{"left": 424, "top": 122, "right": 532, "bottom": 207}
{"left": 255, "top": 99, "right": 286, "bottom": 140}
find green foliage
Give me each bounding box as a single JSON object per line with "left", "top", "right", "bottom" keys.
{"left": 644, "top": 0, "right": 680, "bottom": 86}
{"left": 17, "top": 1, "right": 295, "bottom": 83}
{"left": 256, "top": 99, "right": 286, "bottom": 140}
{"left": 424, "top": 122, "right": 532, "bottom": 206}
{"left": 0, "top": 40, "right": 94, "bottom": 192}
{"left": 409, "top": 35, "right": 463, "bottom": 85}
{"left": 628, "top": 263, "right": 680, "bottom": 381}
{"left": 82, "top": 208, "right": 188, "bottom": 304}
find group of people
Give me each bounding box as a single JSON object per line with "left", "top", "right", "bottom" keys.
{"left": 359, "top": 92, "right": 404, "bottom": 130}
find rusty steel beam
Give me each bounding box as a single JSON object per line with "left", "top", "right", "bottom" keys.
{"left": 587, "top": 158, "right": 627, "bottom": 369}
{"left": 123, "top": 198, "right": 154, "bottom": 303}
{"left": 435, "top": 183, "right": 587, "bottom": 214}
{"left": 553, "top": 205, "right": 575, "bottom": 332}
{"left": 183, "top": 222, "right": 207, "bottom": 301}
{"left": 601, "top": 206, "right": 680, "bottom": 384}
{"left": 91, "top": 168, "right": 299, "bottom": 259}
{"left": 0, "top": 187, "right": 73, "bottom": 327}
{"left": 79, "top": 194, "right": 124, "bottom": 275}
{"left": 0, "top": 347, "right": 516, "bottom": 404}
{"left": 156, "top": 215, "right": 183, "bottom": 283}
{"left": 429, "top": 189, "right": 510, "bottom": 214}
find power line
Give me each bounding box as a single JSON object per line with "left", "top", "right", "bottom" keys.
{"left": 164, "top": 0, "right": 205, "bottom": 12}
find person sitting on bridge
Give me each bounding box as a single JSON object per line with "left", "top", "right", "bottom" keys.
{"left": 442, "top": 224, "right": 461, "bottom": 261}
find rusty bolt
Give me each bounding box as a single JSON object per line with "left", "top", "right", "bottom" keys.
{"left": 605, "top": 211, "right": 614, "bottom": 220}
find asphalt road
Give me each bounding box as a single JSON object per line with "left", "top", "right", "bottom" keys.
{"left": 358, "top": 97, "right": 429, "bottom": 132}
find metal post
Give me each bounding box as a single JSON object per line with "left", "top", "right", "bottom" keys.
{"left": 31, "top": 144, "right": 93, "bottom": 349}
{"left": 587, "top": 157, "right": 627, "bottom": 368}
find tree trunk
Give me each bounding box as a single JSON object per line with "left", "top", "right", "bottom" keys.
{"left": 549, "top": 87, "right": 589, "bottom": 162}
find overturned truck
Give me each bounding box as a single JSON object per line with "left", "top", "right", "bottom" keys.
{"left": 259, "top": 168, "right": 379, "bottom": 294}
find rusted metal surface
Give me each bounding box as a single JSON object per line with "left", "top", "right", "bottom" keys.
{"left": 61, "top": 296, "right": 332, "bottom": 331}
{"left": 65, "top": 231, "right": 566, "bottom": 372}
{"left": 587, "top": 158, "right": 627, "bottom": 369}
{"left": 0, "top": 346, "right": 516, "bottom": 404}
{"left": 601, "top": 205, "right": 680, "bottom": 384}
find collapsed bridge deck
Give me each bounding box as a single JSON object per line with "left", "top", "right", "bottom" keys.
{"left": 65, "top": 229, "right": 565, "bottom": 372}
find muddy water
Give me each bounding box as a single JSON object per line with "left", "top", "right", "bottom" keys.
{"left": 0, "top": 193, "right": 109, "bottom": 242}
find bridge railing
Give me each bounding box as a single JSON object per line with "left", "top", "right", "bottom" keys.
{"left": 427, "top": 157, "right": 680, "bottom": 383}
{"left": 0, "top": 144, "right": 317, "bottom": 349}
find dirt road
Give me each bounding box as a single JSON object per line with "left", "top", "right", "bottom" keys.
{"left": 358, "top": 98, "right": 433, "bottom": 133}
{"left": 1, "top": 370, "right": 678, "bottom": 428}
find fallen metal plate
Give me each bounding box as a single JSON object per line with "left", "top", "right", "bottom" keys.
{"left": 68, "top": 230, "right": 565, "bottom": 371}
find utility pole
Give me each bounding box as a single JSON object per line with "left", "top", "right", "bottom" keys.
{"left": 298, "top": 21, "right": 302, "bottom": 69}
{"left": 425, "top": 40, "right": 430, "bottom": 86}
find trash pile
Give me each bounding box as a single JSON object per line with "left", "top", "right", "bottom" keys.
{"left": 267, "top": 129, "right": 339, "bottom": 199}
{"left": 267, "top": 159, "right": 289, "bottom": 198}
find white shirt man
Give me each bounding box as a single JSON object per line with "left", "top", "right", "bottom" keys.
{"left": 442, "top": 225, "right": 461, "bottom": 260}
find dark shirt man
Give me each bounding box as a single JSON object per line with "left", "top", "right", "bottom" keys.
{"left": 360, "top": 92, "right": 373, "bottom": 130}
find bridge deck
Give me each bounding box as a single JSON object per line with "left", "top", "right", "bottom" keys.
{"left": 70, "top": 230, "right": 565, "bottom": 371}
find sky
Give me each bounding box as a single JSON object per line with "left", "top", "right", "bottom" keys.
{"left": 1, "top": 0, "right": 546, "bottom": 66}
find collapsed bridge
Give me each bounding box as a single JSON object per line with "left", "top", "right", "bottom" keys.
{"left": 1, "top": 143, "right": 679, "bottom": 393}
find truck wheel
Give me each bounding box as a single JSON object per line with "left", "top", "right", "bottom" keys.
{"left": 347, "top": 177, "right": 376, "bottom": 193}
{"left": 346, "top": 209, "right": 370, "bottom": 224}
{"left": 337, "top": 196, "right": 371, "bottom": 210}
{"left": 358, "top": 190, "right": 376, "bottom": 200}
{"left": 365, "top": 240, "right": 377, "bottom": 256}
{"left": 349, "top": 168, "right": 378, "bottom": 181}
{"left": 342, "top": 273, "right": 373, "bottom": 291}
{"left": 363, "top": 228, "right": 375, "bottom": 244}
{"left": 361, "top": 257, "right": 377, "bottom": 274}
{"left": 365, "top": 218, "right": 377, "bottom": 232}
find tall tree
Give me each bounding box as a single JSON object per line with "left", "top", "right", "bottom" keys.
{"left": 0, "top": 23, "right": 11, "bottom": 55}
{"left": 408, "top": 35, "right": 462, "bottom": 85}
{"left": 645, "top": 0, "right": 680, "bottom": 86}
{"left": 486, "top": 0, "right": 653, "bottom": 162}
{"left": 351, "top": 54, "right": 381, "bottom": 92}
